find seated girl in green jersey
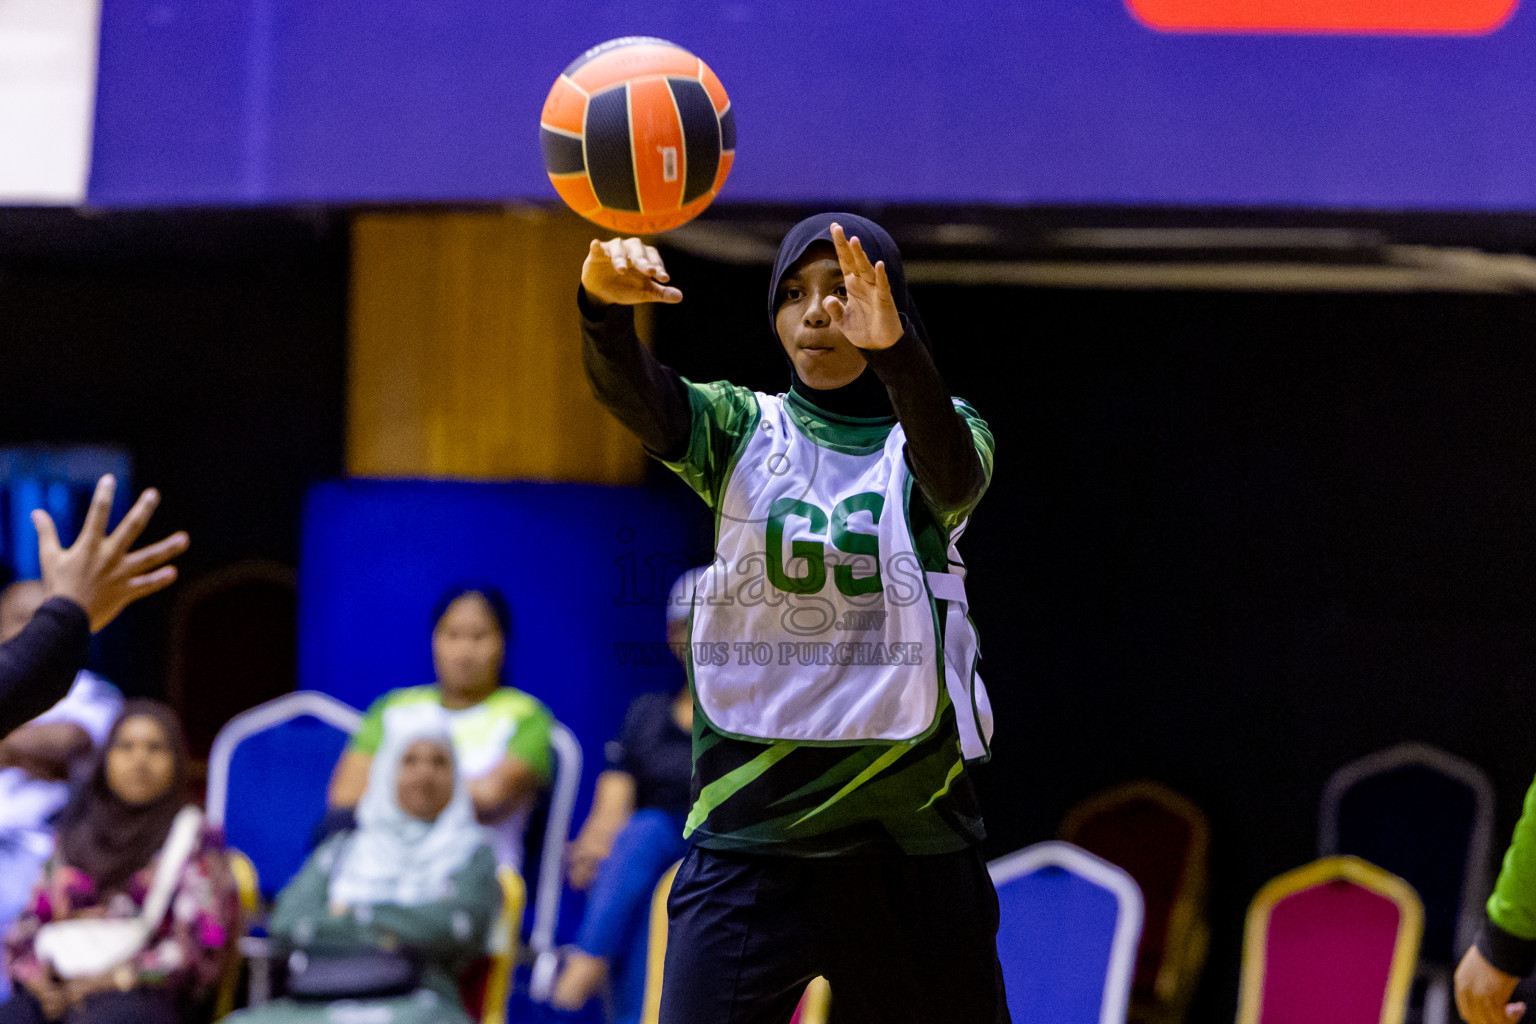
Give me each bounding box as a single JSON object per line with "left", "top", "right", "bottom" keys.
{"left": 578, "top": 215, "right": 1005, "bottom": 1024}
{"left": 326, "top": 584, "right": 553, "bottom": 873}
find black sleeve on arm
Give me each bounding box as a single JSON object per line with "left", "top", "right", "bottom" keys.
{"left": 579, "top": 287, "right": 693, "bottom": 463}
{"left": 0, "top": 597, "right": 90, "bottom": 739}
{"left": 1477, "top": 917, "right": 1536, "bottom": 978}
{"left": 860, "top": 325, "right": 986, "bottom": 516}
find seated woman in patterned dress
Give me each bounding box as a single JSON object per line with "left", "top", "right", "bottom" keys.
{"left": 0, "top": 700, "right": 237, "bottom": 1024}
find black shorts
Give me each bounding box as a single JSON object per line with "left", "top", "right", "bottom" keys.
{"left": 659, "top": 844, "right": 1011, "bottom": 1024}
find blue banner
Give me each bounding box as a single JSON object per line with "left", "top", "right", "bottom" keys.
{"left": 89, "top": 1, "right": 1536, "bottom": 209}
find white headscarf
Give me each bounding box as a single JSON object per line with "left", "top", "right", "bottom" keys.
{"left": 329, "top": 704, "right": 490, "bottom": 908}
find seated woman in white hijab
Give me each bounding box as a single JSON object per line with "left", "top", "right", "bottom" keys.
{"left": 226, "top": 707, "right": 500, "bottom": 1024}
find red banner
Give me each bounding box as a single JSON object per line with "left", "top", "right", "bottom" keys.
{"left": 1125, "top": 0, "right": 1517, "bottom": 33}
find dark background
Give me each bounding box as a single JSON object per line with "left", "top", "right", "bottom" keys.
{"left": 6, "top": 208, "right": 1536, "bottom": 1020}
{"left": 0, "top": 209, "right": 347, "bottom": 691}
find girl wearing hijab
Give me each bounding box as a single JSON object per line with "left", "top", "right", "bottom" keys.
{"left": 226, "top": 705, "right": 500, "bottom": 1024}
{"left": 578, "top": 217, "right": 1005, "bottom": 1023}
{"left": 0, "top": 701, "right": 236, "bottom": 1024}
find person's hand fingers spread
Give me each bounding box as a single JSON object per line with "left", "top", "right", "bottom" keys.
{"left": 823, "top": 295, "right": 846, "bottom": 322}
{"left": 105, "top": 487, "right": 161, "bottom": 558}
{"left": 78, "top": 474, "right": 116, "bottom": 545}
{"left": 121, "top": 531, "right": 191, "bottom": 576}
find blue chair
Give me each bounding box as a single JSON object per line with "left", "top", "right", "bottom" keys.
{"left": 206, "top": 690, "right": 363, "bottom": 901}
{"left": 990, "top": 841, "right": 1144, "bottom": 1024}
{"left": 1319, "top": 742, "right": 1495, "bottom": 1024}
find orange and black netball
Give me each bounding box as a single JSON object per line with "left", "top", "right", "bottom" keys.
{"left": 540, "top": 37, "right": 735, "bottom": 234}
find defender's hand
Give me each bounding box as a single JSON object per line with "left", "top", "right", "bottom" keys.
{"left": 1456, "top": 944, "right": 1526, "bottom": 1024}
{"left": 823, "top": 222, "right": 903, "bottom": 351}
{"left": 581, "top": 237, "right": 682, "bottom": 307}
{"left": 36, "top": 475, "right": 189, "bottom": 633}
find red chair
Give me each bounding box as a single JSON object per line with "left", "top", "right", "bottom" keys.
{"left": 1060, "top": 781, "right": 1210, "bottom": 1024}
{"left": 1237, "top": 856, "right": 1422, "bottom": 1024}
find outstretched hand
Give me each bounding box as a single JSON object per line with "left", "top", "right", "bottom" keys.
{"left": 1456, "top": 944, "right": 1527, "bottom": 1024}
{"left": 35, "top": 475, "right": 189, "bottom": 633}
{"left": 581, "top": 237, "right": 683, "bottom": 307}
{"left": 823, "top": 222, "right": 903, "bottom": 351}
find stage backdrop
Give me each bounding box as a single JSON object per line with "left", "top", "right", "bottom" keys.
{"left": 86, "top": 0, "right": 1536, "bottom": 210}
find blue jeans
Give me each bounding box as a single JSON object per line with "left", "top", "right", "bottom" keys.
{"left": 574, "top": 808, "right": 689, "bottom": 1024}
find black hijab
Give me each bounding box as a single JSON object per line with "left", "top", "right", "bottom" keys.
{"left": 767, "top": 213, "right": 930, "bottom": 418}
{"left": 56, "top": 700, "right": 190, "bottom": 893}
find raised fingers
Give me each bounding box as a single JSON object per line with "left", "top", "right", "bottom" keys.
{"left": 78, "top": 475, "right": 117, "bottom": 544}
{"left": 30, "top": 510, "right": 60, "bottom": 559}
{"left": 121, "top": 531, "right": 191, "bottom": 577}
{"left": 845, "top": 233, "right": 877, "bottom": 279}
{"left": 829, "top": 223, "right": 876, "bottom": 281}
{"left": 829, "top": 223, "right": 856, "bottom": 276}
{"left": 106, "top": 487, "right": 162, "bottom": 556}
{"left": 124, "top": 566, "right": 180, "bottom": 604}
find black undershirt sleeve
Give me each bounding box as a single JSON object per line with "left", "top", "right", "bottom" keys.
{"left": 0, "top": 597, "right": 90, "bottom": 739}
{"left": 861, "top": 326, "right": 987, "bottom": 517}
{"left": 1476, "top": 918, "right": 1536, "bottom": 979}
{"left": 578, "top": 287, "right": 693, "bottom": 463}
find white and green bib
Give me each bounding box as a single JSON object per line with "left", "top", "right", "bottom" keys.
{"left": 691, "top": 394, "right": 993, "bottom": 758}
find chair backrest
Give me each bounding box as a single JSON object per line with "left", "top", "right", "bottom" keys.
{"left": 989, "top": 841, "right": 1144, "bottom": 1024}
{"left": 526, "top": 720, "right": 583, "bottom": 1002}
{"left": 1238, "top": 856, "right": 1423, "bottom": 1024}
{"left": 1319, "top": 742, "right": 1494, "bottom": 963}
{"left": 207, "top": 690, "right": 362, "bottom": 900}
{"left": 1061, "top": 780, "right": 1210, "bottom": 1010}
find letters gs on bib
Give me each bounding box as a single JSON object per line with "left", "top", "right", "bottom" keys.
{"left": 715, "top": 489, "right": 928, "bottom": 640}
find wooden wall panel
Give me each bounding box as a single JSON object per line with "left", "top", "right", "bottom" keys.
{"left": 348, "top": 206, "right": 649, "bottom": 483}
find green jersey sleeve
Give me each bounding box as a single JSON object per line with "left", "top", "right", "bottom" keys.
{"left": 924, "top": 399, "right": 995, "bottom": 535}
{"left": 658, "top": 379, "right": 762, "bottom": 509}
{"left": 507, "top": 698, "right": 554, "bottom": 783}
{"left": 1489, "top": 775, "right": 1536, "bottom": 940}
{"left": 349, "top": 693, "right": 392, "bottom": 756}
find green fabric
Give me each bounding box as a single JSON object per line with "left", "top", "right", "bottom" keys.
{"left": 658, "top": 379, "right": 762, "bottom": 510}
{"left": 350, "top": 685, "right": 553, "bottom": 782}
{"left": 661, "top": 380, "right": 994, "bottom": 857}
{"left": 1489, "top": 773, "right": 1536, "bottom": 939}
{"left": 267, "top": 836, "right": 501, "bottom": 1008}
